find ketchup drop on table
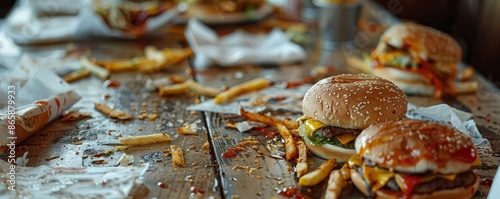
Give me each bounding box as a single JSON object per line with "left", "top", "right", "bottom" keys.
{"left": 157, "top": 182, "right": 168, "bottom": 189}
{"left": 103, "top": 80, "right": 120, "bottom": 88}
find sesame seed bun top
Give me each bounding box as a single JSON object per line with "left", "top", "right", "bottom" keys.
{"left": 371, "top": 23, "right": 462, "bottom": 62}
{"left": 301, "top": 73, "right": 408, "bottom": 129}
{"left": 356, "top": 119, "right": 479, "bottom": 174}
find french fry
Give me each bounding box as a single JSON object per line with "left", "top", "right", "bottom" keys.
{"left": 171, "top": 145, "right": 185, "bottom": 167}
{"left": 140, "top": 46, "right": 193, "bottom": 72}
{"left": 185, "top": 79, "right": 220, "bottom": 97}
{"left": 177, "top": 123, "right": 198, "bottom": 135}
{"left": 324, "top": 170, "right": 345, "bottom": 199}
{"left": 296, "top": 140, "right": 308, "bottom": 178}
{"left": 119, "top": 133, "right": 172, "bottom": 146}
{"left": 95, "top": 103, "right": 132, "bottom": 120}
{"left": 298, "top": 159, "right": 336, "bottom": 187}
{"left": 239, "top": 107, "right": 298, "bottom": 161}
{"left": 214, "top": 77, "right": 271, "bottom": 104}
{"left": 81, "top": 57, "right": 110, "bottom": 80}
{"left": 63, "top": 70, "right": 91, "bottom": 83}
{"left": 340, "top": 163, "right": 351, "bottom": 180}
{"left": 239, "top": 108, "right": 298, "bottom": 130}
{"left": 276, "top": 122, "right": 298, "bottom": 161}
{"left": 96, "top": 57, "right": 157, "bottom": 72}
{"left": 159, "top": 82, "right": 190, "bottom": 96}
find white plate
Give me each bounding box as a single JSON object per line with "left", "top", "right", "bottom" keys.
{"left": 174, "top": 4, "right": 274, "bottom": 25}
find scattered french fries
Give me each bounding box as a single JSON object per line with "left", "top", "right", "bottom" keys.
{"left": 275, "top": 122, "right": 298, "bottom": 161}
{"left": 339, "top": 163, "right": 351, "bottom": 180}
{"left": 95, "top": 103, "right": 132, "bottom": 120}
{"left": 96, "top": 57, "right": 157, "bottom": 72}
{"left": 63, "top": 70, "right": 91, "bottom": 83}
{"left": 239, "top": 108, "right": 299, "bottom": 130}
{"left": 159, "top": 82, "right": 190, "bottom": 96}
{"left": 81, "top": 57, "right": 110, "bottom": 80}
{"left": 298, "top": 159, "right": 336, "bottom": 187}
{"left": 324, "top": 170, "right": 344, "bottom": 199}
{"left": 159, "top": 79, "right": 220, "bottom": 97}
{"left": 141, "top": 46, "right": 193, "bottom": 72}
{"left": 185, "top": 79, "right": 220, "bottom": 97}
{"left": 214, "top": 77, "right": 271, "bottom": 104}
{"left": 177, "top": 123, "right": 198, "bottom": 135}
{"left": 119, "top": 133, "right": 172, "bottom": 146}
{"left": 239, "top": 107, "right": 298, "bottom": 161}
{"left": 171, "top": 145, "right": 185, "bottom": 167}
{"left": 296, "top": 140, "right": 308, "bottom": 178}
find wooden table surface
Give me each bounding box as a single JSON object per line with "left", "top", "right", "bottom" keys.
{"left": 1, "top": 2, "right": 500, "bottom": 199}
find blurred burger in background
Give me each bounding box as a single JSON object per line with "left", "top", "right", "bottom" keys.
{"left": 182, "top": 0, "right": 266, "bottom": 20}
{"left": 93, "top": 0, "right": 176, "bottom": 36}
{"left": 349, "top": 119, "right": 480, "bottom": 199}
{"left": 370, "top": 23, "right": 477, "bottom": 98}
{"left": 298, "top": 73, "right": 407, "bottom": 162}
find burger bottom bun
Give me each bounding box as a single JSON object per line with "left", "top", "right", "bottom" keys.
{"left": 351, "top": 169, "right": 479, "bottom": 199}
{"left": 304, "top": 141, "right": 355, "bottom": 163}
{"left": 373, "top": 67, "right": 435, "bottom": 96}
{"left": 373, "top": 67, "right": 478, "bottom": 96}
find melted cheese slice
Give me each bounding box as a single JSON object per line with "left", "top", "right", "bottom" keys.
{"left": 302, "top": 119, "right": 357, "bottom": 145}
{"left": 350, "top": 155, "right": 459, "bottom": 195}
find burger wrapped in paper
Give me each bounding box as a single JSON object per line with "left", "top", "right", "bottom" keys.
{"left": 349, "top": 118, "right": 480, "bottom": 199}
{"left": 370, "top": 23, "right": 477, "bottom": 98}
{"left": 298, "top": 73, "right": 408, "bottom": 162}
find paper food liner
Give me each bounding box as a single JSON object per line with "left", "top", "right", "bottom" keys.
{"left": 4, "top": 0, "right": 185, "bottom": 44}
{"left": 0, "top": 55, "right": 81, "bottom": 153}
{"left": 185, "top": 18, "right": 306, "bottom": 68}
{"left": 0, "top": 160, "right": 148, "bottom": 198}
{"left": 187, "top": 84, "right": 311, "bottom": 115}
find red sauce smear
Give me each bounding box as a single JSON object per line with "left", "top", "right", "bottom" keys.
{"left": 278, "top": 187, "right": 311, "bottom": 199}
{"left": 480, "top": 177, "right": 493, "bottom": 187}
{"left": 191, "top": 187, "right": 205, "bottom": 194}
{"left": 252, "top": 127, "right": 277, "bottom": 139}
{"left": 222, "top": 147, "right": 244, "bottom": 158}
{"left": 454, "top": 146, "right": 477, "bottom": 163}
{"left": 398, "top": 175, "right": 421, "bottom": 199}
{"left": 157, "top": 182, "right": 168, "bottom": 189}
{"left": 103, "top": 80, "right": 120, "bottom": 88}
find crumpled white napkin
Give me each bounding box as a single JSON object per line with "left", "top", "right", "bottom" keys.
{"left": 406, "top": 103, "right": 491, "bottom": 151}
{"left": 4, "top": 0, "right": 185, "bottom": 44}
{"left": 185, "top": 19, "right": 306, "bottom": 68}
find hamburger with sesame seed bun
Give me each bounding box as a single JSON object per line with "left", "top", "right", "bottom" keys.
{"left": 370, "top": 23, "right": 477, "bottom": 98}
{"left": 298, "top": 73, "right": 408, "bottom": 162}
{"left": 349, "top": 118, "right": 480, "bottom": 199}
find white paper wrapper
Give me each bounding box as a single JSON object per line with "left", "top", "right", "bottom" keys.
{"left": 0, "top": 55, "right": 81, "bottom": 153}
{"left": 406, "top": 103, "right": 491, "bottom": 152}
{"left": 0, "top": 160, "right": 148, "bottom": 198}
{"left": 186, "top": 84, "right": 310, "bottom": 115}
{"left": 185, "top": 19, "right": 306, "bottom": 68}
{"left": 4, "top": 0, "right": 185, "bottom": 44}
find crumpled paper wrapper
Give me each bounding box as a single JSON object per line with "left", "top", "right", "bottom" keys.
{"left": 4, "top": 0, "right": 185, "bottom": 44}
{"left": 0, "top": 55, "right": 81, "bottom": 153}
{"left": 0, "top": 160, "right": 148, "bottom": 198}
{"left": 406, "top": 103, "right": 491, "bottom": 153}
{"left": 186, "top": 84, "right": 310, "bottom": 115}
{"left": 185, "top": 19, "right": 306, "bottom": 68}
